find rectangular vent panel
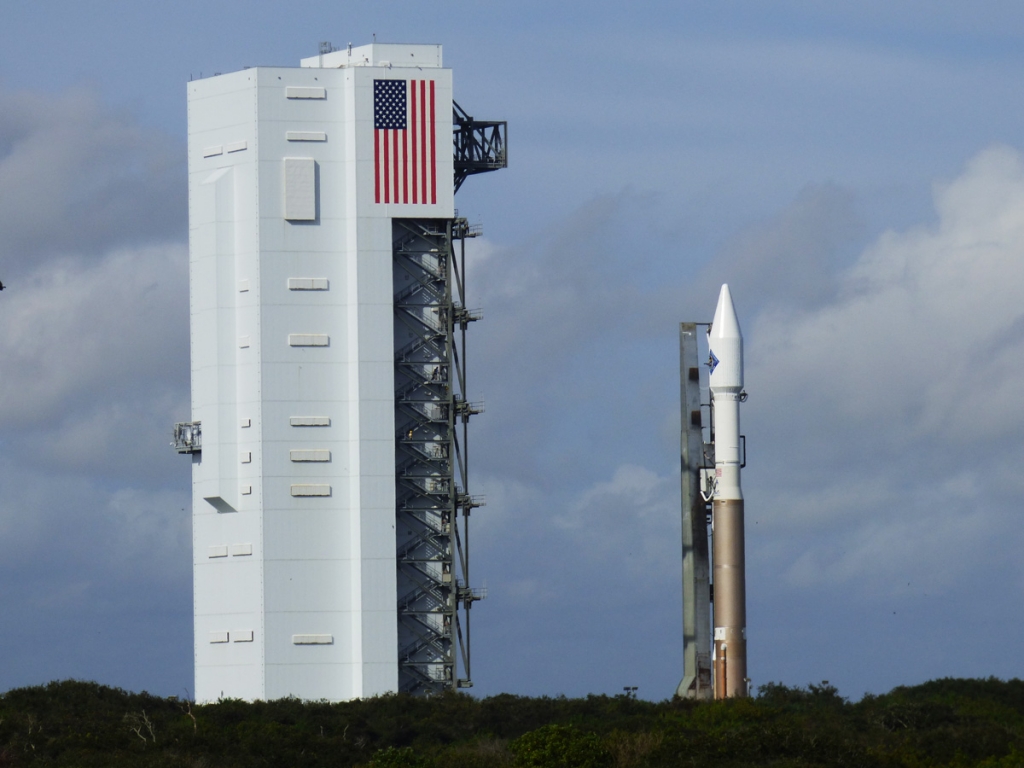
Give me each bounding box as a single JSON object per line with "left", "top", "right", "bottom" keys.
{"left": 290, "top": 449, "right": 330, "bottom": 462}
{"left": 203, "top": 145, "right": 223, "bottom": 158}
{"left": 226, "top": 140, "right": 247, "bottom": 153}
{"left": 291, "top": 484, "right": 331, "bottom": 497}
{"left": 290, "top": 416, "right": 331, "bottom": 427}
{"left": 286, "top": 86, "right": 326, "bottom": 99}
{"left": 288, "top": 334, "right": 329, "bottom": 347}
{"left": 283, "top": 157, "right": 316, "bottom": 221}
{"left": 288, "top": 277, "right": 329, "bottom": 290}
{"left": 233, "top": 630, "right": 255, "bottom": 642}
{"left": 286, "top": 131, "right": 327, "bottom": 142}
{"left": 209, "top": 631, "right": 229, "bottom": 644}
{"left": 231, "top": 543, "right": 253, "bottom": 556}
{"left": 293, "top": 634, "right": 333, "bottom": 645}
{"left": 208, "top": 545, "right": 228, "bottom": 558}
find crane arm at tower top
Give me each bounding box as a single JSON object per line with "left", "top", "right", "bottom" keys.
{"left": 452, "top": 101, "right": 507, "bottom": 194}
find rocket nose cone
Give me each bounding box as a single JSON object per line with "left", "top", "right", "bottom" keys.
{"left": 711, "top": 284, "right": 742, "bottom": 341}
{"left": 708, "top": 284, "right": 744, "bottom": 390}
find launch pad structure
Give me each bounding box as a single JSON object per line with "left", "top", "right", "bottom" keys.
{"left": 677, "top": 286, "right": 748, "bottom": 700}
{"left": 176, "top": 42, "right": 506, "bottom": 702}
{"left": 677, "top": 322, "right": 713, "bottom": 699}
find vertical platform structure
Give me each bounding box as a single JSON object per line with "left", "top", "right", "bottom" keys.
{"left": 676, "top": 323, "right": 713, "bottom": 700}
{"left": 184, "top": 43, "right": 505, "bottom": 702}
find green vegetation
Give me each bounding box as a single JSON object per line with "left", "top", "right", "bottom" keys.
{"left": 0, "top": 678, "right": 1023, "bottom": 766}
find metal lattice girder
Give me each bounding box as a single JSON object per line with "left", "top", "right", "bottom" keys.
{"left": 452, "top": 101, "right": 507, "bottom": 194}
{"left": 393, "top": 218, "right": 483, "bottom": 695}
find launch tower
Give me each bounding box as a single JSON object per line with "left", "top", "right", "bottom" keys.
{"left": 176, "top": 42, "right": 506, "bottom": 702}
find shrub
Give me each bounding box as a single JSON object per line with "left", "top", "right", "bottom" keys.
{"left": 509, "top": 724, "right": 611, "bottom": 768}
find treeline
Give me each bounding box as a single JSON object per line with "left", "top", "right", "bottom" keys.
{"left": 1, "top": 677, "right": 1023, "bottom": 766}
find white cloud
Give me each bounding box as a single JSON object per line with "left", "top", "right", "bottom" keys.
{"left": 751, "top": 146, "right": 1024, "bottom": 443}
{"left": 555, "top": 464, "right": 679, "bottom": 586}
{"left": 0, "top": 86, "right": 184, "bottom": 271}
{"left": 746, "top": 145, "right": 1024, "bottom": 593}
{"left": 0, "top": 84, "right": 191, "bottom": 694}
{"left": 0, "top": 244, "right": 188, "bottom": 430}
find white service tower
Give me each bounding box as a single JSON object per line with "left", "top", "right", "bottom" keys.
{"left": 176, "top": 43, "right": 506, "bottom": 702}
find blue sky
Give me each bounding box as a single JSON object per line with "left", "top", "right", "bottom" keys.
{"left": 2, "top": 1, "right": 1024, "bottom": 701}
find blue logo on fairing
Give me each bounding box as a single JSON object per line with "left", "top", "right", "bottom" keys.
{"left": 708, "top": 350, "right": 719, "bottom": 376}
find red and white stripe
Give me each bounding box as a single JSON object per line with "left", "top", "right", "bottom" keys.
{"left": 374, "top": 79, "right": 436, "bottom": 205}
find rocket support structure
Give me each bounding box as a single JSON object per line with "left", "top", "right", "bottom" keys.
{"left": 708, "top": 284, "right": 747, "bottom": 698}
{"left": 678, "top": 284, "right": 748, "bottom": 700}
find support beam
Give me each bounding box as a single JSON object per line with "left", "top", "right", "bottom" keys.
{"left": 676, "top": 322, "right": 713, "bottom": 699}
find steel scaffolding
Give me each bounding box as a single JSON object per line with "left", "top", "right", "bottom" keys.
{"left": 393, "top": 217, "right": 484, "bottom": 694}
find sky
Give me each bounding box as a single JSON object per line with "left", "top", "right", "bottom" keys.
{"left": 1, "top": 1, "right": 1024, "bottom": 702}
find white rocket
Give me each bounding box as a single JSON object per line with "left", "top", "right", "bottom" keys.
{"left": 708, "top": 284, "right": 747, "bottom": 698}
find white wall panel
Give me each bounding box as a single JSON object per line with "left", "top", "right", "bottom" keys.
{"left": 283, "top": 157, "right": 316, "bottom": 221}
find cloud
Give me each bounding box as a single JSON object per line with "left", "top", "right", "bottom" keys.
{"left": 0, "top": 86, "right": 190, "bottom": 694}
{"left": 746, "top": 145, "right": 1024, "bottom": 594}
{"left": 0, "top": 245, "right": 188, "bottom": 428}
{"left": 0, "top": 85, "right": 185, "bottom": 274}
{"left": 554, "top": 464, "right": 679, "bottom": 588}
{"left": 751, "top": 145, "right": 1024, "bottom": 446}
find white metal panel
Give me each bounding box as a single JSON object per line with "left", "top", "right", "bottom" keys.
{"left": 301, "top": 43, "right": 442, "bottom": 70}
{"left": 262, "top": 508, "right": 356, "bottom": 561}
{"left": 194, "top": 558, "right": 262, "bottom": 617}
{"left": 292, "top": 634, "right": 333, "bottom": 644}
{"left": 288, "top": 334, "right": 329, "bottom": 346}
{"left": 258, "top": 361, "right": 351, "bottom": 403}
{"left": 283, "top": 157, "right": 316, "bottom": 220}
{"left": 287, "top": 277, "right": 329, "bottom": 290}
{"left": 290, "top": 484, "right": 331, "bottom": 496}
{"left": 264, "top": 660, "right": 357, "bottom": 702}
{"left": 286, "top": 86, "right": 327, "bottom": 99}
{"left": 290, "top": 416, "right": 331, "bottom": 426}
{"left": 286, "top": 131, "right": 327, "bottom": 142}
{"left": 290, "top": 449, "right": 331, "bottom": 462}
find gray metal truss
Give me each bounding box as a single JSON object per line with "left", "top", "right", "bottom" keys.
{"left": 677, "top": 322, "right": 713, "bottom": 699}
{"left": 452, "top": 101, "right": 507, "bottom": 194}
{"left": 393, "top": 218, "right": 484, "bottom": 695}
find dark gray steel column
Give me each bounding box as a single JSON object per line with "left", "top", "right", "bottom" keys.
{"left": 676, "top": 322, "right": 713, "bottom": 699}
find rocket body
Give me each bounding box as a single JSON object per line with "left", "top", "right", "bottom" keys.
{"left": 708, "top": 284, "right": 747, "bottom": 698}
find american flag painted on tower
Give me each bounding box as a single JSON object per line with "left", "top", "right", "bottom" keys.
{"left": 374, "top": 79, "right": 437, "bottom": 205}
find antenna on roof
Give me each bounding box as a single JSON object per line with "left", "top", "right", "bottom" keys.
{"left": 318, "top": 41, "right": 334, "bottom": 68}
